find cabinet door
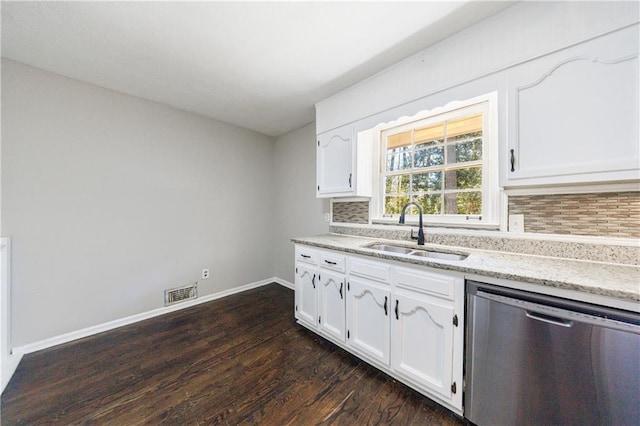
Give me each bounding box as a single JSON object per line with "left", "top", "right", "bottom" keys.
{"left": 318, "top": 269, "right": 346, "bottom": 342}
{"left": 346, "top": 277, "right": 390, "bottom": 367}
{"left": 295, "top": 263, "right": 317, "bottom": 328}
{"left": 317, "top": 125, "right": 354, "bottom": 197}
{"left": 504, "top": 25, "right": 639, "bottom": 187}
{"left": 391, "top": 290, "right": 455, "bottom": 401}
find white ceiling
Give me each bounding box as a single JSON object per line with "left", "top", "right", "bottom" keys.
{"left": 1, "top": 1, "right": 514, "bottom": 137}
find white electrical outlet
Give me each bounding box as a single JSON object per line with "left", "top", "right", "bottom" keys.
{"left": 508, "top": 214, "right": 525, "bottom": 233}
{"left": 324, "top": 213, "right": 330, "bottom": 222}
{"left": 202, "top": 268, "right": 210, "bottom": 279}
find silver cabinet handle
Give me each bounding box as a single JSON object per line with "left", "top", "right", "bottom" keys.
{"left": 525, "top": 311, "right": 573, "bottom": 327}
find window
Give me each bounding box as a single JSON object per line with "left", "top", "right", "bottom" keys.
{"left": 375, "top": 94, "right": 499, "bottom": 225}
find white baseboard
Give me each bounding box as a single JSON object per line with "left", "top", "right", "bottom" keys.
{"left": 273, "top": 277, "right": 294, "bottom": 290}
{"left": 14, "top": 277, "right": 290, "bottom": 356}
{"left": 1, "top": 352, "right": 22, "bottom": 395}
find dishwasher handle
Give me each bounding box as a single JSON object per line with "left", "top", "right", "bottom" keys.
{"left": 525, "top": 310, "right": 573, "bottom": 327}
{"left": 474, "top": 288, "right": 640, "bottom": 335}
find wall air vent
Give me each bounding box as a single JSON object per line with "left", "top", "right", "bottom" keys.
{"left": 164, "top": 283, "right": 198, "bottom": 306}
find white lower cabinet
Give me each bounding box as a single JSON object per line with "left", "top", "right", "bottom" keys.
{"left": 294, "top": 262, "right": 317, "bottom": 328}
{"left": 293, "top": 244, "right": 464, "bottom": 414}
{"left": 391, "top": 289, "right": 455, "bottom": 401}
{"left": 318, "top": 269, "right": 346, "bottom": 342}
{"left": 346, "top": 277, "right": 391, "bottom": 367}
{"left": 391, "top": 265, "right": 461, "bottom": 405}
{"left": 295, "top": 246, "right": 348, "bottom": 344}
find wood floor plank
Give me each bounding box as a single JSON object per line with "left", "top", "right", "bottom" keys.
{"left": 351, "top": 376, "right": 412, "bottom": 425}
{"left": 232, "top": 345, "right": 354, "bottom": 423}
{"left": 394, "top": 388, "right": 428, "bottom": 425}
{"left": 265, "top": 353, "right": 362, "bottom": 424}
{"left": 1, "top": 283, "right": 464, "bottom": 425}
{"left": 316, "top": 368, "right": 387, "bottom": 425}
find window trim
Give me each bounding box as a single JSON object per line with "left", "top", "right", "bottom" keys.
{"left": 370, "top": 92, "right": 500, "bottom": 226}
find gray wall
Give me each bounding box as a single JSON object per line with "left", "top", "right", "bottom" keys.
{"left": 273, "top": 124, "right": 328, "bottom": 283}
{"left": 2, "top": 60, "right": 276, "bottom": 346}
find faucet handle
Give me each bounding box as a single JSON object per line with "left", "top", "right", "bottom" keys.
{"left": 410, "top": 228, "right": 425, "bottom": 245}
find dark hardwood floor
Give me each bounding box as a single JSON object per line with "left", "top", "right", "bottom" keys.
{"left": 1, "top": 283, "right": 464, "bottom": 425}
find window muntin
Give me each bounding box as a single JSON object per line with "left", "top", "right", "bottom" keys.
{"left": 381, "top": 109, "right": 487, "bottom": 219}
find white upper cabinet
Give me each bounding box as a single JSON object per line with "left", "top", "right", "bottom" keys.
{"left": 503, "top": 25, "right": 639, "bottom": 187}
{"left": 316, "top": 124, "right": 372, "bottom": 198}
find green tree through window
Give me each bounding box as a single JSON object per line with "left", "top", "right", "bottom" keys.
{"left": 382, "top": 113, "right": 484, "bottom": 217}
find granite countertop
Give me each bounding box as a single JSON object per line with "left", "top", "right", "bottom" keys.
{"left": 292, "top": 234, "right": 640, "bottom": 305}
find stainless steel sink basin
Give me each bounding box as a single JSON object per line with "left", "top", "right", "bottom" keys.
{"left": 405, "top": 249, "right": 468, "bottom": 261}
{"left": 364, "top": 243, "right": 468, "bottom": 261}
{"left": 365, "top": 244, "right": 414, "bottom": 254}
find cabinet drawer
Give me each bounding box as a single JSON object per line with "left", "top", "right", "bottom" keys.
{"left": 396, "top": 266, "right": 457, "bottom": 301}
{"left": 349, "top": 257, "right": 391, "bottom": 283}
{"left": 295, "top": 246, "right": 317, "bottom": 265}
{"left": 318, "top": 251, "right": 346, "bottom": 272}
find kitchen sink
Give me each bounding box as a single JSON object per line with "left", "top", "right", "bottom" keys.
{"left": 365, "top": 244, "right": 414, "bottom": 254}
{"left": 406, "top": 249, "right": 468, "bottom": 261}
{"left": 364, "top": 243, "right": 468, "bottom": 261}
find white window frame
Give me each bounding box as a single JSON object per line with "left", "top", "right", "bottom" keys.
{"left": 370, "top": 92, "right": 500, "bottom": 227}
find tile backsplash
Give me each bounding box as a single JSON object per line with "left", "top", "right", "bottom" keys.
{"left": 328, "top": 192, "right": 639, "bottom": 265}
{"left": 332, "top": 201, "right": 369, "bottom": 224}
{"left": 508, "top": 191, "right": 640, "bottom": 238}
{"left": 331, "top": 191, "right": 640, "bottom": 238}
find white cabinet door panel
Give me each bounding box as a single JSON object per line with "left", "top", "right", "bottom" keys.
{"left": 317, "top": 125, "right": 354, "bottom": 196}
{"left": 392, "top": 291, "right": 455, "bottom": 401}
{"left": 295, "top": 263, "right": 317, "bottom": 328}
{"left": 505, "top": 25, "right": 639, "bottom": 186}
{"left": 346, "top": 277, "right": 390, "bottom": 367}
{"left": 318, "top": 269, "right": 346, "bottom": 342}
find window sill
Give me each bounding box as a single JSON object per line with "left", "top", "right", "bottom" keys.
{"left": 371, "top": 218, "right": 500, "bottom": 231}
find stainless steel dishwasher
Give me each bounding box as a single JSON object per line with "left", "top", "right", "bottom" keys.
{"left": 465, "top": 280, "right": 640, "bottom": 426}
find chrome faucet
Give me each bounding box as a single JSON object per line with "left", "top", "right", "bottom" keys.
{"left": 399, "top": 202, "right": 425, "bottom": 245}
